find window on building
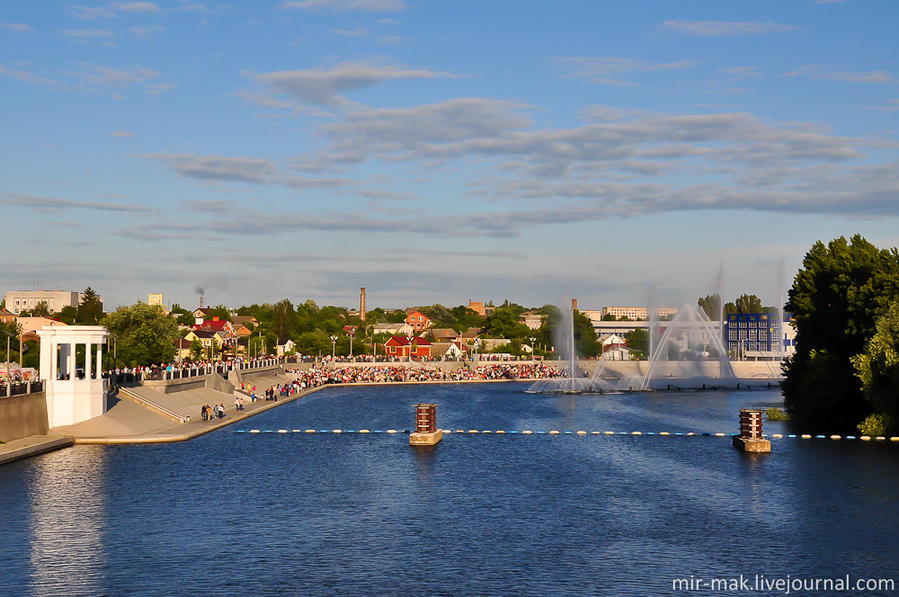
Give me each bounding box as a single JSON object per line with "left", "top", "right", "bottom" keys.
{"left": 749, "top": 330, "right": 757, "bottom": 340}
{"left": 739, "top": 330, "right": 748, "bottom": 340}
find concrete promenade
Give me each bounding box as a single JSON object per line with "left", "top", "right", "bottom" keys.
{"left": 0, "top": 435, "right": 74, "bottom": 465}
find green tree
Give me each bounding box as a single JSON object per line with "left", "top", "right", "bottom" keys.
{"left": 624, "top": 328, "right": 648, "bottom": 356}
{"left": 783, "top": 235, "right": 899, "bottom": 432}
{"left": 56, "top": 305, "right": 79, "bottom": 325}
{"left": 852, "top": 301, "right": 899, "bottom": 434}
{"left": 31, "top": 301, "right": 50, "bottom": 317}
{"left": 542, "top": 306, "right": 601, "bottom": 357}
{"left": 104, "top": 303, "right": 179, "bottom": 366}
{"left": 77, "top": 286, "right": 104, "bottom": 324}
{"left": 190, "top": 338, "right": 203, "bottom": 361}
{"left": 272, "top": 299, "right": 296, "bottom": 344}
{"left": 697, "top": 294, "right": 722, "bottom": 320}
{"left": 483, "top": 306, "right": 530, "bottom": 339}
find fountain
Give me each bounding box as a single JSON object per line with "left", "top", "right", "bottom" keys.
{"left": 527, "top": 302, "right": 593, "bottom": 393}
{"left": 638, "top": 302, "right": 736, "bottom": 390}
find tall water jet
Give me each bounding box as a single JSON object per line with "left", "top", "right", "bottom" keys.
{"left": 527, "top": 300, "right": 592, "bottom": 393}
{"left": 640, "top": 302, "right": 737, "bottom": 390}
{"left": 777, "top": 258, "right": 786, "bottom": 360}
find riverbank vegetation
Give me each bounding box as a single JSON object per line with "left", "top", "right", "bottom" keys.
{"left": 783, "top": 235, "right": 899, "bottom": 434}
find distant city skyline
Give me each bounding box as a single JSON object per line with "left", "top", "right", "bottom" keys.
{"left": 2, "top": 1, "right": 897, "bottom": 310}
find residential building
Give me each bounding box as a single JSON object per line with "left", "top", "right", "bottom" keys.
{"left": 4, "top": 290, "right": 81, "bottom": 315}
{"left": 430, "top": 328, "right": 459, "bottom": 342}
{"left": 372, "top": 322, "right": 413, "bottom": 337}
{"left": 276, "top": 339, "right": 297, "bottom": 356}
{"left": 591, "top": 320, "right": 649, "bottom": 337}
{"left": 384, "top": 335, "right": 431, "bottom": 358}
{"left": 16, "top": 316, "right": 68, "bottom": 342}
{"left": 147, "top": 293, "right": 164, "bottom": 307}
{"left": 600, "top": 306, "right": 678, "bottom": 321}
{"left": 467, "top": 300, "right": 495, "bottom": 317}
{"left": 405, "top": 310, "right": 431, "bottom": 332}
{"left": 174, "top": 338, "right": 192, "bottom": 361}
{"left": 0, "top": 308, "right": 16, "bottom": 325}
{"left": 518, "top": 310, "right": 544, "bottom": 330}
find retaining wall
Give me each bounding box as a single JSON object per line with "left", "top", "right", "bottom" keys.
{"left": 0, "top": 392, "right": 49, "bottom": 442}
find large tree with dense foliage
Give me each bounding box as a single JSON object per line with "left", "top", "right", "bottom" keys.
{"left": 77, "top": 286, "right": 104, "bottom": 324}
{"left": 852, "top": 302, "right": 899, "bottom": 434}
{"left": 104, "top": 303, "right": 179, "bottom": 367}
{"left": 782, "top": 235, "right": 899, "bottom": 432}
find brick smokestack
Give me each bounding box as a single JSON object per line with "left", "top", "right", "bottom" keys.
{"left": 571, "top": 298, "right": 578, "bottom": 312}
{"left": 360, "top": 287, "right": 366, "bottom": 321}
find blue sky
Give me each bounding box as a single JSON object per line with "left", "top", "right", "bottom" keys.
{"left": 2, "top": 0, "right": 897, "bottom": 311}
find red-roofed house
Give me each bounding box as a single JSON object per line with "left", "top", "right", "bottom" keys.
{"left": 192, "top": 316, "right": 237, "bottom": 351}
{"left": 384, "top": 335, "right": 432, "bottom": 358}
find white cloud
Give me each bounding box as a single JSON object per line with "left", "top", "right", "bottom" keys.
{"left": 71, "top": 62, "right": 171, "bottom": 95}
{"left": 0, "top": 65, "right": 65, "bottom": 87}
{"left": 70, "top": 5, "right": 116, "bottom": 19}
{"left": 782, "top": 64, "right": 893, "bottom": 84}
{"left": 64, "top": 29, "right": 116, "bottom": 40}
{"left": 110, "top": 1, "right": 162, "bottom": 13}
{"left": 282, "top": 0, "right": 405, "bottom": 12}
{"left": 2, "top": 192, "right": 151, "bottom": 212}
{"left": 248, "top": 62, "right": 452, "bottom": 107}
{"left": 661, "top": 20, "right": 796, "bottom": 36}
{"left": 552, "top": 56, "right": 693, "bottom": 86}
{"left": 129, "top": 25, "right": 165, "bottom": 40}
{"left": 0, "top": 22, "right": 34, "bottom": 33}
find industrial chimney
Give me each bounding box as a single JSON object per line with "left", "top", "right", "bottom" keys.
{"left": 571, "top": 298, "right": 578, "bottom": 312}
{"left": 360, "top": 287, "right": 366, "bottom": 321}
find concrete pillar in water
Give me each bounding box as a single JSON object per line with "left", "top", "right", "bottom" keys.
{"left": 732, "top": 408, "right": 771, "bottom": 453}
{"left": 410, "top": 402, "right": 442, "bottom": 446}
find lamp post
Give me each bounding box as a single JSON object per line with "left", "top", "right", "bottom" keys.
{"left": 348, "top": 329, "right": 355, "bottom": 358}
{"left": 529, "top": 336, "right": 536, "bottom": 360}
{"left": 330, "top": 335, "right": 338, "bottom": 360}
{"left": 407, "top": 331, "right": 414, "bottom": 363}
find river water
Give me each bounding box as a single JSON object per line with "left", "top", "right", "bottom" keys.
{"left": 0, "top": 382, "right": 896, "bottom": 596}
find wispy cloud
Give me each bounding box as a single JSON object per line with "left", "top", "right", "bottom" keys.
{"left": 782, "top": 64, "right": 893, "bottom": 84}
{"left": 247, "top": 62, "right": 453, "bottom": 107}
{"left": 551, "top": 56, "right": 693, "bottom": 86}
{"left": 281, "top": 0, "right": 405, "bottom": 12}
{"left": 129, "top": 24, "right": 165, "bottom": 40}
{"left": 63, "top": 28, "right": 116, "bottom": 40}
{"left": 661, "top": 20, "right": 796, "bottom": 36}
{"left": 71, "top": 62, "right": 172, "bottom": 95}
{"left": 0, "top": 65, "right": 65, "bottom": 87}
{"left": 0, "top": 22, "right": 35, "bottom": 33}
{"left": 111, "top": 1, "right": 162, "bottom": 13}
{"left": 2, "top": 192, "right": 151, "bottom": 212}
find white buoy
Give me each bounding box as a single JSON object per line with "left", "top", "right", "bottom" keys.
{"left": 305, "top": 429, "right": 316, "bottom": 433}
{"left": 830, "top": 435, "right": 841, "bottom": 440}
{"left": 632, "top": 431, "right": 642, "bottom": 436}
{"left": 861, "top": 435, "right": 871, "bottom": 441}
{"left": 772, "top": 434, "right": 783, "bottom": 439}
{"left": 386, "top": 429, "right": 397, "bottom": 434}
{"left": 359, "top": 429, "right": 370, "bottom": 433}
{"left": 333, "top": 429, "right": 343, "bottom": 434}
{"left": 659, "top": 432, "right": 670, "bottom": 436}
{"left": 576, "top": 430, "right": 587, "bottom": 436}
{"left": 278, "top": 429, "right": 288, "bottom": 434}
{"left": 549, "top": 430, "right": 560, "bottom": 435}
{"left": 250, "top": 429, "right": 260, "bottom": 434}
{"left": 801, "top": 434, "right": 811, "bottom": 439}
{"left": 496, "top": 430, "right": 506, "bottom": 434}
{"left": 522, "top": 430, "right": 533, "bottom": 435}
{"left": 604, "top": 431, "right": 615, "bottom": 435}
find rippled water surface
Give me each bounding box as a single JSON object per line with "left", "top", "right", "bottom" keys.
{"left": 1, "top": 383, "right": 897, "bottom": 596}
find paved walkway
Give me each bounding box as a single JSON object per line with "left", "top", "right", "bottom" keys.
{"left": 53, "top": 384, "right": 327, "bottom": 444}
{"left": 0, "top": 435, "right": 74, "bottom": 465}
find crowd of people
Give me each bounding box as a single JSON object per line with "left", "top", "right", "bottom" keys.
{"left": 287, "top": 362, "right": 566, "bottom": 387}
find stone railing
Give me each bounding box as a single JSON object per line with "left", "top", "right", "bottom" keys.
{"left": 0, "top": 380, "right": 44, "bottom": 398}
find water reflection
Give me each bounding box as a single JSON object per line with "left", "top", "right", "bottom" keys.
{"left": 29, "top": 447, "right": 108, "bottom": 597}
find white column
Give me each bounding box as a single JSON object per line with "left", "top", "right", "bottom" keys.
{"left": 85, "top": 342, "right": 93, "bottom": 380}
{"left": 50, "top": 342, "right": 58, "bottom": 381}
{"left": 68, "top": 343, "right": 76, "bottom": 379}
{"left": 96, "top": 344, "right": 102, "bottom": 379}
